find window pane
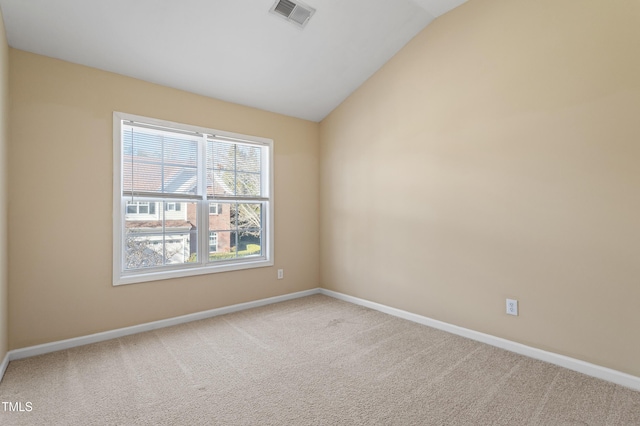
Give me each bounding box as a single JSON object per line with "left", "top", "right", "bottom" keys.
{"left": 126, "top": 201, "right": 160, "bottom": 219}
{"left": 209, "top": 202, "right": 229, "bottom": 229}
{"left": 208, "top": 203, "right": 231, "bottom": 260}
{"left": 236, "top": 145, "right": 261, "bottom": 173}
{"left": 209, "top": 231, "right": 218, "bottom": 253}
{"left": 124, "top": 201, "right": 198, "bottom": 270}
{"left": 237, "top": 230, "right": 262, "bottom": 258}
{"left": 207, "top": 141, "right": 262, "bottom": 197}
{"left": 230, "top": 203, "right": 262, "bottom": 230}
{"left": 207, "top": 141, "right": 234, "bottom": 197}
{"left": 236, "top": 172, "right": 261, "bottom": 196}
{"left": 164, "top": 234, "right": 194, "bottom": 265}
{"left": 123, "top": 130, "right": 162, "bottom": 193}
{"left": 124, "top": 230, "right": 165, "bottom": 269}
{"left": 208, "top": 203, "right": 262, "bottom": 263}
{"left": 206, "top": 231, "right": 261, "bottom": 261}
{"left": 164, "top": 202, "right": 186, "bottom": 220}
{"left": 123, "top": 127, "right": 198, "bottom": 196}
{"left": 208, "top": 231, "right": 236, "bottom": 262}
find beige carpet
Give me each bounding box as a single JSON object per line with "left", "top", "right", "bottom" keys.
{"left": 0, "top": 294, "right": 639, "bottom": 425}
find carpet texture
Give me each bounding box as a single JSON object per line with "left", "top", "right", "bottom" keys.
{"left": 0, "top": 294, "right": 639, "bottom": 425}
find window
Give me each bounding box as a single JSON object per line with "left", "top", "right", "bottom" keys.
{"left": 209, "top": 231, "right": 218, "bottom": 253}
{"left": 113, "top": 112, "right": 273, "bottom": 285}
{"left": 209, "top": 203, "right": 220, "bottom": 215}
{"left": 126, "top": 201, "right": 157, "bottom": 216}
{"left": 165, "top": 202, "right": 181, "bottom": 212}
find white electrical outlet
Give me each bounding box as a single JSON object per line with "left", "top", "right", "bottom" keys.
{"left": 277, "top": 269, "right": 284, "bottom": 279}
{"left": 506, "top": 299, "right": 518, "bottom": 316}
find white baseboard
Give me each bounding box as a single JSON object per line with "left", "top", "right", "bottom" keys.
{"left": 7, "top": 288, "right": 321, "bottom": 363}
{"left": 319, "top": 288, "right": 640, "bottom": 392}
{"left": 4, "top": 287, "right": 639, "bottom": 392}
{"left": 0, "top": 351, "right": 9, "bottom": 383}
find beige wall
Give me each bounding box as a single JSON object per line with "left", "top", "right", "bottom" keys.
{"left": 320, "top": 0, "right": 640, "bottom": 376}
{"left": 5, "top": 0, "right": 640, "bottom": 379}
{"left": 0, "top": 10, "right": 8, "bottom": 363}
{"left": 8, "top": 49, "right": 320, "bottom": 349}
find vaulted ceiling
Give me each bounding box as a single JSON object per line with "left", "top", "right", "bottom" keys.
{"left": 0, "top": 0, "right": 467, "bottom": 121}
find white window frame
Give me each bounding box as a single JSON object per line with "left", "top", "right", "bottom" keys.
{"left": 209, "top": 203, "right": 220, "bottom": 215}
{"left": 113, "top": 112, "right": 274, "bottom": 286}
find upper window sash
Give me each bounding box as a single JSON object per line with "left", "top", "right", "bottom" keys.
{"left": 122, "top": 121, "right": 270, "bottom": 200}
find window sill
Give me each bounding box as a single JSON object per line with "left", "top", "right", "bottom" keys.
{"left": 113, "top": 257, "right": 274, "bottom": 286}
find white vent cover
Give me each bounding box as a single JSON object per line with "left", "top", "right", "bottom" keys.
{"left": 270, "top": 0, "right": 316, "bottom": 29}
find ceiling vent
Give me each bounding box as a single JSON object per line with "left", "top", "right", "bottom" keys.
{"left": 270, "top": 0, "right": 316, "bottom": 29}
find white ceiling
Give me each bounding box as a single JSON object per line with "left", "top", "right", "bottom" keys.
{"left": 0, "top": 0, "right": 467, "bottom": 122}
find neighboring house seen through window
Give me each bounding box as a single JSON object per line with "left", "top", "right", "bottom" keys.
{"left": 127, "top": 201, "right": 156, "bottom": 215}
{"left": 166, "top": 202, "right": 181, "bottom": 212}
{"left": 113, "top": 112, "right": 274, "bottom": 285}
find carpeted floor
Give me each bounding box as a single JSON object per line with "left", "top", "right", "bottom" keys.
{"left": 1, "top": 294, "right": 639, "bottom": 425}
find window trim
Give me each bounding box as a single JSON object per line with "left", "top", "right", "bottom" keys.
{"left": 113, "top": 111, "right": 274, "bottom": 286}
